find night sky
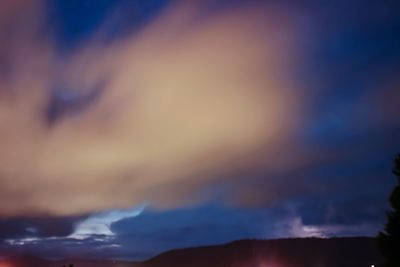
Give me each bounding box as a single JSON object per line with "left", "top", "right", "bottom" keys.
{"left": 0, "top": 0, "right": 399, "bottom": 261}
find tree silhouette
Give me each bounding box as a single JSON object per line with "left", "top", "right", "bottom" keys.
{"left": 378, "top": 154, "right": 400, "bottom": 267}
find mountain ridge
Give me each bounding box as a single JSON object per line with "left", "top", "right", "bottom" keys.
{"left": 140, "top": 237, "right": 382, "bottom": 267}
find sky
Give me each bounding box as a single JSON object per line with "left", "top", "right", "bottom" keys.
{"left": 0, "top": 0, "right": 399, "bottom": 261}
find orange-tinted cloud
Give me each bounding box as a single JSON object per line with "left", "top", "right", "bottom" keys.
{"left": 0, "top": 2, "right": 306, "bottom": 216}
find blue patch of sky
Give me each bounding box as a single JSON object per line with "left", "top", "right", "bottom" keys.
{"left": 46, "top": 0, "right": 170, "bottom": 53}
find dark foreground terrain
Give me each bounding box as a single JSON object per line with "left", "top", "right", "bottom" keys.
{"left": 1, "top": 237, "right": 382, "bottom": 267}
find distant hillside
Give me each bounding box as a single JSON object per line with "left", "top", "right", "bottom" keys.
{"left": 0, "top": 255, "right": 136, "bottom": 267}
{"left": 1, "top": 237, "right": 382, "bottom": 267}
{"left": 140, "top": 237, "right": 382, "bottom": 267}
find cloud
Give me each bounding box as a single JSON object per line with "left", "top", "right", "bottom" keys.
{"left": 70, "top": 206, "right": 144, "bottom": 239}
{"left": 283, "top": 216, "right": 381, "bottom": 238}
{"left": 0, "top": 216, "right": 84, "bottom": 239}
{"left": 0, "top": 1, "right": 305, "bottom": 216}
{"left": 1, "top": 0, "right": 399, "bottom": 219}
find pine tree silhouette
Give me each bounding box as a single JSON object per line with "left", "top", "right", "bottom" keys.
{"left": 378, "top": 154, "right": 400, "bottom": 267}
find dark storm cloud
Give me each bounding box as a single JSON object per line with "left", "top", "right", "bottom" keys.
{"left": 0, "top": 216, "right": 85, "bottom": 239}
{"left": 298, "top": 195, "right": 387, "bottom": 227}
{"left": 301, "top": 0, "right": 400, "bottom": 135}
{"left": 109, "top": 204, "right": 288, "bottom": 258}
{"left": 0, "top": 235, "right": 114, "bottom": 259}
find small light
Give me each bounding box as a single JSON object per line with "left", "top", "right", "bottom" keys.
{"left": 371, "top": 265, "right": 375, "bottom": 267}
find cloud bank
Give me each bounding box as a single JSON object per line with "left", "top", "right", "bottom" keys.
{"left": 1, "top": 0, "right": 398, "bottom": 218}
{"left": 0, "top": 1, "right": 305, "bottom": 216}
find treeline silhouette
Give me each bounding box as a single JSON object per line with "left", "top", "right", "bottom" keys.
{"left": 378, "top": 154, "right": 400, "bottom": 267}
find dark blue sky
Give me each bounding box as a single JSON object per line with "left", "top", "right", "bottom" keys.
{"left": 0, "top": 0, "right": 399, "bottom": 261}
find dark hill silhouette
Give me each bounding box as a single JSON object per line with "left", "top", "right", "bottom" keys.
{"left": 140, "top": 237, "right": 382, "bottom": 267}
{"left": 0, "top": 254, "right": 137, "bottom": 267}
